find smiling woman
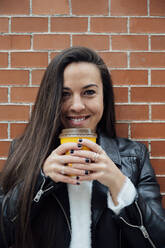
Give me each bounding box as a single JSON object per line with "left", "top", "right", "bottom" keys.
{"left": 0, "top": 47, "right": 165, "bottom": 248}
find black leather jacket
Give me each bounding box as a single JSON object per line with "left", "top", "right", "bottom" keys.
{"left": 1, "top": 134, "right": 165, "bottom": 248}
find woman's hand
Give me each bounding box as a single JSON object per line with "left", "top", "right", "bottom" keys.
{"left": 42, "top": 142, "right": 89, "bottom": 185}
{"left": 70, "top": 139, "right": 126, "bottom": 205}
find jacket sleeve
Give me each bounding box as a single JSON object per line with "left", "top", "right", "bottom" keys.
{"left": 0, "top": 141, "right": 62, "bottom": 247}
{"left": 119, "top": 143, "right": 165, "bottom": 248}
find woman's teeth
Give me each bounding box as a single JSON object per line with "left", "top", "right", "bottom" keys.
{"left": 70, "top": 117, "right": 86, "bottom": 121}
{"left": 68, "top": 116, "right": 88, "bottom": 122}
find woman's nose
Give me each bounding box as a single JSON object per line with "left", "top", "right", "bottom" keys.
{"left": 70, "top": 95, "right": 85, "bottom": 112}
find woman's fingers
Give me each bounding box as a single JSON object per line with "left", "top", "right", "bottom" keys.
{"left": 78, "top": 171, "right": 104, "bottom": 181}
{"left": 53, "top": 153, "right": 90, "bottom": 165}
{"left": 52, "top": 142, "right": 82, "bottom": 155}
{"left": 52, "top": 174, "right": 81, "bottom": 185}
{"left": 77, "top": 138, "right": 103, "bottom": 154}
{"left": 52, "top": 164, "right": 86, "bottom": 176}
{"left": 69, "top": 149, "right": 103, "bottom": 163}
{"left": 71, "top": 162, "right": 103, "bottom": 172}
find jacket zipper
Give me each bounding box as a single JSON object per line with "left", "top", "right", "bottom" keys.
{"left": 33, "top": 176, "right": 71, "bottom": 236}
{"left": 11, "top": 176, "right": 53, "bottom": 222}
{"left": 53, "top": 194, "right": 72, "bottom": 237}
{"left": 120, "top": 201, "right": 156, "bottom": 248}
{"left": 33, "top": 177, "right": 54, "bottom": 202}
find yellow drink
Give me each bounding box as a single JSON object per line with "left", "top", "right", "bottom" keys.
{"left": 59, "top": 128, "right": 97, "bottom": 176}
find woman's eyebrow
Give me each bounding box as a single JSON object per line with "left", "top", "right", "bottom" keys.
{"left": 83, "top": 84, "right": 98, "bottom": 89}
{"left": 62, "top": 84, "right": 98, "bottom": 90}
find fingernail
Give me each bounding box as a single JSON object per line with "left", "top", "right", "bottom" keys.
{"left": 70, "top": 149, "right": 74, "bottom": 154}
{"left": 85, "top": 158, "right": 90, "bottom": 163}
{"left": 79, "top": 138, "right": 83, "bottom": 142}
{"left": 76, "top": 176, "right": 80, "bottom": 180}
{"left": 77, "top": 143, "right": 82, "bottom": 148}
{"left": 85, "top": 170, "right": 89, "bottom": 175}
{"left": 76, "top": 182, "right": 80, "bottom": 185}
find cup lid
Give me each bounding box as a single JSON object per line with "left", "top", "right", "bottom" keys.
{"left": 59, "top": 128, "right": 97, "bottom": 138}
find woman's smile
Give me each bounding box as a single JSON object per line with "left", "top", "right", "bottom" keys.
{"left": 65, "top": 115, "right": 91, "bottom": 127}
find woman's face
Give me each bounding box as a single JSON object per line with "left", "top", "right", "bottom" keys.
{"left": 61, "top": 62, "right": 104, "bottom": 131}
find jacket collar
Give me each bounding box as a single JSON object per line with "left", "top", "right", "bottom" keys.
{"left": 99, "top": 132, "right": 121, "bottom": 167}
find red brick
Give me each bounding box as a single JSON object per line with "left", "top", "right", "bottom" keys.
{"left": 0, "top": 70, "right": 29, "bottom": 85}
{"left": 150, "top": 0, "right": 165, "bottom": 16}
{"left": 151, "top": 71, "right": 165, "bottom": 85}
{"left": 151, "top": 159, "right": 165, "bottom": 175}
{"left": 99, "top": 52, "right": 127, "bottom": 68}
{"left": 112, "top": 35, "right": 148, "bottom": 51}
{"left": 0, "top": 105, "right": 29, "bottom": 121}
{"left": 151, "top": 142, "right": 165, "bottom": 157}
{"left": 151, "top": 36, "right": 165, "bottom": 50}
{"left": 0, "top": 53, "right": 8, "bottom": 67}
{"left": 130, "top": 18, "right": 165, "bottom": 33}
{"left": 51, "top": 17, "right": 88, "bottom": 32}
{"left": 157, "top": 177, "right": 165, "bottom": 192}
{"left": 90, "top": 18, "right": 127, "bottom": 33}
{"left": 111, "top": 0, "right": 147, "bottom": 16}
{"left": 162, "top": 196, "right": 165, "bottom": 208}
{"left": 72, "top": 35, "right": 109, "bottom": 51}
{"left": 0, "top": 123, "right": 8, "bottom": 139}
{"left": 114, "top": 87, "right": 128, "bottom": 103}
{"left": 32, "top": 70, "right": 45, "bottom": 85}
{"left": 32, "top": 0, "right": 69, "bottom": 15}
{"left": 0, "top": 88, "right": 8, "bottom": 102}
{"left": 131, "top": 123, "right": 165, "bottom": 139}
{"left": 11, "top": 123, "right": 27, "bottom": 138}
{"left": 11, "top": 87, "right": 39, "bottom": 103}
{"left": 33, "top": 34, "right": 70, "bottom": 50}
{"left": 0, "top": 18, "right": 9, "bottom": 33}
{"left": 111, "top": 70, "right": 148, "bottom": 85}
{"left": 0, "top": 35, "right": 31, "bottom": 50}
{"left": 0, "top": 160, "right": 6, "bottom": 172}
{"left": 116, "top": 123, "right": 129, "bottom": 138}
{"left": 0, "top": 141, "right": 10, "bottom": 156}
{"left": 11, "top": 17, "right": 48, "bottom": 33}
{"left": 115, "top": 105, "right": 148, "bottom": 121}
{"left": 72, "top": 0, "right": 108, "bottom": 15}
{"left": 131, "top": 87, "right": 165, "bottom": 102}
{"left": 130, "top": 52, "right": 165, "bottom": 68}
{"left": 152, "top": 105, "right": 165, "bottom": 120}
{"left": 11, "top": 52, "right": 48, "bottom": 68}
{"left": 0, "top": 0, "right": 29, "bottom": 14}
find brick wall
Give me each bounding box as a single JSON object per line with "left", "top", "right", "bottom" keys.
{"left": 0, "top": 0, "right": 165, "bottom": 206}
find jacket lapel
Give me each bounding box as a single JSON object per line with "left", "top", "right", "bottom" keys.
{"left": 53, "top": 183, "right": 71, "bottom": 226}
{"left": 91, "top": 134, "right": 121, "bottom": 227}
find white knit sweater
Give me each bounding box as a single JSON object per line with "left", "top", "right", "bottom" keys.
{"left": 68, "top": 177, "right": 136, "bottom": 248}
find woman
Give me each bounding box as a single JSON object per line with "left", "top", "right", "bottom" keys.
{"left": 0, "top": 46, "right": 165, "bottom": 248}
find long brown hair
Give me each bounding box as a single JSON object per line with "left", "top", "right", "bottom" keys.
{"left": 0, "top": 46, "right": 116, "bottom": 247}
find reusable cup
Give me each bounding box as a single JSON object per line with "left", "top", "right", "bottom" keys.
{"left": 59, "top": 128, "right": 97, "bottom": 176}
{"left": 59, "top": 128, "right": 97, "bottom": 148}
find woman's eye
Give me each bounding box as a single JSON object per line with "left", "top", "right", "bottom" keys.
{"left": 62, "top": 91, "right": 70, "bottom": 97}
{"left": 84, "top": 90, "right": 96, "bottom": 96}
